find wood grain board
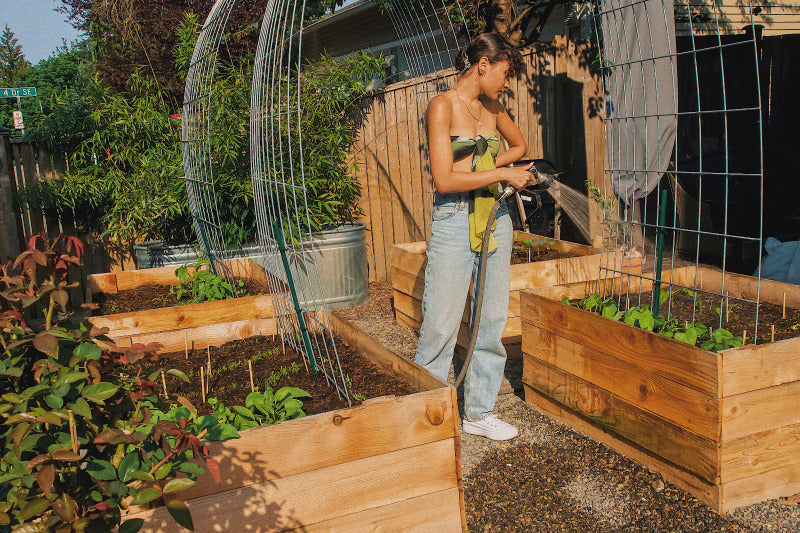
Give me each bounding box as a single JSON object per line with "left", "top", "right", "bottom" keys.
{"left": 520, "top": 267, "right": 800, "bottom": 512}
{"left": 122, "top": 304, "right": 465, "bottom": 531}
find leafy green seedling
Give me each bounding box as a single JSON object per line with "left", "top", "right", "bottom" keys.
{"left": 171, "top": 258, "right": 245, "bottom": 304}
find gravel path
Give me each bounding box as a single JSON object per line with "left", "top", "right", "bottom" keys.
{"left": 335, "top": 282, "right": 800, "bottom": 532}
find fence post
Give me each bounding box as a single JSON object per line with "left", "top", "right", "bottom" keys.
{"left": 0, "top": 129, "right": 24, "bottom": 259}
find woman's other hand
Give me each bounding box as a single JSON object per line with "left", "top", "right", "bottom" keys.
{"left": 502, "top": 162, "right": 535, "bottom": 190}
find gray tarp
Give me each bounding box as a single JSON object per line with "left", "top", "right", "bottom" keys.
{"left": 600, "top": 0, "right": 678, "bottom": 206}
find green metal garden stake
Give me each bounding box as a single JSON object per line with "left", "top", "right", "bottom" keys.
{"left": 652, "top": 189, "right": 669, "bottom": 317}
{"left": 272, "top": 221, "right": 318, "bottom": 374}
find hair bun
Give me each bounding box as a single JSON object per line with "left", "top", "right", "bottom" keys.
{"left": 454, "top": 49, "right": 469, "bottom": 72}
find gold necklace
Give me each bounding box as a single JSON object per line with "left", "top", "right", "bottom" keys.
{"left": 455, "top": 89, "right": 482, "bottom": 127}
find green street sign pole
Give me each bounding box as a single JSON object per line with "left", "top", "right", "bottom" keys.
{"left": 16, "top": 96, "right": 23, "bottom": 136}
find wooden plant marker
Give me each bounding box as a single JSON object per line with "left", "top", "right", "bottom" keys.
{"left": 200, "top": 366, "right": 206, "bottom": 404}
{"left": 184, "top": 331, "right": 189, "bottom": 360}
{"left": 783, "top": 293, "right": 787, "bottom": 319}
{"left": 771, "top": 324, "right": 776, "bottom": 343}
{"left": 742, "top": 330, "right": 747, "bottom": 344}
{"left": 160, "top": 371, "right": 168, "bottom": 399}
{"left": 206, "top": 347, "right": 212, "bottom": 391}
{"left": 68, "top": 410, "right": 78, "bottom": 454}
{"left": 248, "top": 360, "right": 255, "bottom": 392}
{"left": 726, "top": 292, "right": 730, "bottom": 323}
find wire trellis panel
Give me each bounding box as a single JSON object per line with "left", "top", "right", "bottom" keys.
{"left": 594, "top": 0, "right": 765, "bottom": 342}
{"left": 182, "top": 0, "right": 245, "bottom": 282}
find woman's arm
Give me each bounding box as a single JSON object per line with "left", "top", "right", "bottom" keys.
{"left": 493, "top": 103, "right": 527, "bottom": 168}
{"left": 427, "top": 95, "right": 533, "bottom": 193}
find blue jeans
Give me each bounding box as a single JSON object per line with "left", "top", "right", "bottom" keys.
{"left": 414, "top": 191, "right": 512, "bottom": 421}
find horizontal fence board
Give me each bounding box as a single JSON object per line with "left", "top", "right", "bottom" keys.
{"left": 290, "top": 488, "right": 464, "bottom": 532}
{"left": 721, "top": 380, "right": 800, "bottom": 441}
{"left": 90, "top": 294, "right": 274, "bottom": 337}
{"left": 522, "top": 353, "right": 719, "bottom": 483}
{"left": 721, "top": 339, "right": 800, "bottom": 397}
{"left": 520, "top": 292, "right": 719, "bottom": 395}
{"left": 522, "top": 383, "right": 721, "bottom": 511}
{"left": 721, "top": 422, "right": 800, "bottom": 484}
{"left": 109, "top": 317, "right": 276, "bottom": 353}
{"left": 132, "top": 438, "right": 459, "bottom": 532}
{"left": 523, "top": 324, "right": 720, "bottom": 440}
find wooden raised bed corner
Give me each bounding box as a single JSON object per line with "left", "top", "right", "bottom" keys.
{"left": 87, "top": 258, "right": 276, "bottom": 352}
{"left": 520, "top": 266, "right": 800, "bottom": 512}
{"left": 126, "top": 312, "right": 466, "bottom": 531}
{"left": 391, "top": 231, "right": 603, "bottom": 358}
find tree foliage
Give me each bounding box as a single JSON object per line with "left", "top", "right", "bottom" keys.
{"left": 0, "top": 25, "right": 31, "bottom": 86}
{"left": 16, "top": 40, "right": 97, "bottom": 152}
{"left": 0, "top": 25, "right": 33, "bottom": 132}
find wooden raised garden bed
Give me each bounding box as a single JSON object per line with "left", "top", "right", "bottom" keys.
{"left": 126, "top": 312, "right": 466, "bottom": 531}
{"left": 87, "top": 258, "right": 276, "bottom": 352}
{"left": 391, "top": 231, "right": 603, "bottom": 358}
{"left": 520, "top": 266, "right": 800, "bottom": 512}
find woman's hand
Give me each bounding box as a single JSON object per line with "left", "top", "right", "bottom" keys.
{"left": 501, "top": 162, "right": 535, "bottom": 190}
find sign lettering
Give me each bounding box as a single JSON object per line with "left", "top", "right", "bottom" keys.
{"left": 12, "top": 111, "right": 23, "bottom": 130}
{"left": 0, "top": 87, "right": 37, "bottom": 98}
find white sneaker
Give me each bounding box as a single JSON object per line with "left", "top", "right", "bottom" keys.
{"left": 462, "top": 415, "right": 518, "bottom": 441}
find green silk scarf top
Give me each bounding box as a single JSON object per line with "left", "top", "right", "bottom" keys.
{"left": 450, "top": 132, "right": 502, "bottom": 252}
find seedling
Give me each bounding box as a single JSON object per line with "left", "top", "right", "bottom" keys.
{"left": 171, "top": 258, "right": 245, "bottom": 304}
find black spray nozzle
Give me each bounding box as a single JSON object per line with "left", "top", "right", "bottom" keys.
{"left": 515, "top": 158, "right": 562, "bottom": 189}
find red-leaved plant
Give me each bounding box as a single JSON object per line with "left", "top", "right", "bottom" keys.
{"left": 0, "top": 233, "right": 238, "bottom": 532}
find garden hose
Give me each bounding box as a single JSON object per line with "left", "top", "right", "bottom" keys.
{"left": 455, "top": 185, "right": 516, "bottom": 388}
{"left": 455, "top": 163, "right": 557, "bottom": 389}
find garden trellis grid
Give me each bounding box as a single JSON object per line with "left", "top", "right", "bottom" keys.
{"left": 182, "top": 0, "right": 471, "bottom": 404}
{"left": 593, "top": 0, "right": 766, "bottom": 340}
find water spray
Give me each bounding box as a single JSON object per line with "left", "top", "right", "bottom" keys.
{"left": 454, "top": 161, "right": 558, "bottom": 388}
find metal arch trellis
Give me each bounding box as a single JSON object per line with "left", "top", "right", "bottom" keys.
{"left": 592, "top": 0, "right": 765, "bottom": 342}
{"left": 182, "top": 0, "right": 243, "bottom": 283}
{"left": 184, "top": 0, "right": 471, "bottom": 404}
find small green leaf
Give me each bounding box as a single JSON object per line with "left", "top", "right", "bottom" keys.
{"left": 163, "top": 478, "right": 196, "bottom": 494}
{"left": 118, "top": 453, "right": 141, "bottom": 483}
{"left": 69, "top": 397, "right": 92, "bottom": 419}
{"left": 154, "top": 462, "right": 173, "bottom": 480}
{"left": 81, "top": 382, "right": 119, "bottom": 404}
{"left": 131, "top": 487, "right": 162, "bottom": 506}
{"left": 19, "top": 497, "right": 51, "bottom": 520}
{"left": 129, "top": 471, "right": 155, "bottom": 482}
{"left": 166, "top": 498, "right": 194, "bottom": 530}
{"left": 74, "top": 342, "right": 102, "bottom": 361}
{"left": 119, "top": 518, "right": 144, "bottom": 533}
{"left": 166, "top": 369, "right": 189, "bottom": 383}
{"left": 86, "top": 460, "right": 117, "bottom": 481}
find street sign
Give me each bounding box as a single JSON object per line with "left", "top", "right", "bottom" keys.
{"left": 12, "top": 111, "right": 23, "bottom": 130}
{"left": 0, "top": 87, "right": 37, "bottom": 98}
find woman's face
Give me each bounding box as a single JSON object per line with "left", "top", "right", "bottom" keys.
{"left": 481, "top": 59, "right": 512, "bottom": 100}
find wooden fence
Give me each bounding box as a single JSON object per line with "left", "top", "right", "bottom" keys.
{"left": 0, "top": 134, "right": 127, "bottom": 288}
{"left": 349, "top": 36, "right": 606, "bottom": 283}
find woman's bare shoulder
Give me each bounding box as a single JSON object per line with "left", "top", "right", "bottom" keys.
{"left": 428, "top": 92, "right": 454, "bottom": 112}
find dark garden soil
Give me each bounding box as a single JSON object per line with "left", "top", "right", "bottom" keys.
{"left": 510, "top": 248, "right": 576, "bottom": 265}
{"left": 131, "top": 335, "right": 416, "bottom": 417}
{"left": 588, "top": 289, "right": 800, "bottom": 345}
{"left": 93, "top": 278, "right": 268, "bottom": 315}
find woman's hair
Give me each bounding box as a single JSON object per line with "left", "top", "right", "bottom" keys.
{"left": 454, "top": 33, "right": 523, "bottom": 78}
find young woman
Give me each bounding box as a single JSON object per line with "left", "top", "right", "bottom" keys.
{"left": 415, "top": 33, "right": 535, "bottom": 441}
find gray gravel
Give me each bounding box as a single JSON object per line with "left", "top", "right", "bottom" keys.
{"left": 336, "top": 282, "right": 800, "bottom": 532}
